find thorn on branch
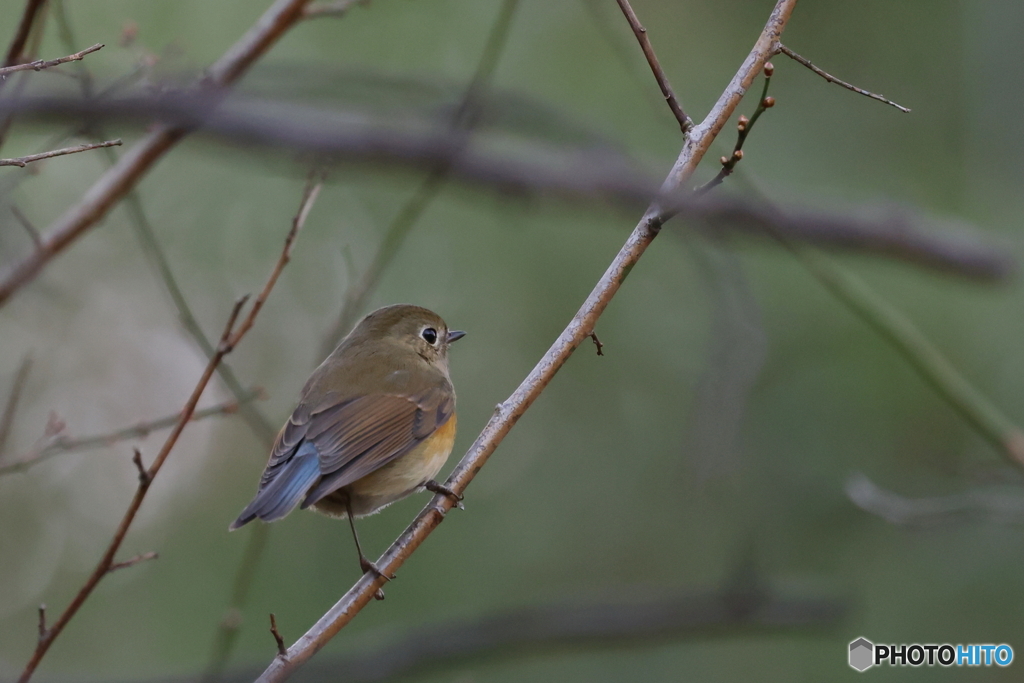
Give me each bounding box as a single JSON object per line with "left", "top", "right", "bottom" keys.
{"left": 37, "top": 604, "right": 47, "bottom": 642}
{"left": 695, "top": 62, "right": 776, "bottom": 195}
{"left": 269, "top": 614, "right": 287, "bottom": 657}
{"left": 589, "top": 332, "right": 605, "bottom": 356}
{"left": 107, "top": 551, "right": 158, "bottom": 573}
{"left": 132, "top": 448, "right": 150, "bottom": 485}
{"left": 776, "top": 43, "right": 910, "bottom": 113}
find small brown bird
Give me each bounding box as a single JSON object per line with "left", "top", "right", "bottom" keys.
{"left": 230, "top": 304, "right": 464, "bottom": 580}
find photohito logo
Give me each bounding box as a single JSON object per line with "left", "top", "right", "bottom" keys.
{"left": 849, "top": 638, "right": 1013, "bottom": 671}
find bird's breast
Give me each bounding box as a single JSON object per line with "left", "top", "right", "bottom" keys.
{"left": 344, "top": 413, "right": 458, "bottom": 516}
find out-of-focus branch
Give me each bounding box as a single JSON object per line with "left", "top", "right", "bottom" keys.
{"left": 847, "top": 473, "right": 1024, "bottom": 526}
{"left": 776, "top": 43, "right": 910, "bottom": 113}
{"left": 0, "top": 389, "right": 263, "bottom": 477}
{"left": 3, "top": 0, "right": 48, "bottom": 68}
{"left": 15, "top": 174, "right": 320, "bottom": 683}
{"left": 254, "top": 2, "right": 800, "bottom": 680}
{"left": 0, "top": 354, "right": 32, "bottom": 460}
{"left": 319, "top": 0, "right": 519, "bottom": 355}
{"left": 301, "top": 0, "right": 367, "bottom": 19}
{"left": 49, "top": 2, "right": 279, "bottom": 446}
{"left": 0, "top": 42, "right": 103, "bottom": 76}
{"left": 789, "top": 244, "right": 1024, "bottom": 470}
{"left": 195, "top": 588, "right": 846, "bottom": 683}
{"left": 614, "top": 0, "right": 691, "bottom": 133}
{"left": 0, "top": 138, "right": 121, "bottom": 167}
{"left": 3, "top": 93, "right": 1012, "bottom": 280}
{"left": 0, "top": 0, "right": 314, "bottom": 309}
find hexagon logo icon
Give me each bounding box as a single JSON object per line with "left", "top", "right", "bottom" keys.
{"left": 849, "top": 637, "right": 874, "bottom": 671}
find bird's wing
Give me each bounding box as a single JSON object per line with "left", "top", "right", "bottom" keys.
{"left": 300, "top": 389, "right": 454, "bottom": 507}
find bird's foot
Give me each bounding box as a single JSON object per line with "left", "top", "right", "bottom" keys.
{"left": 425, "top": 479, "right": 464, "bottom": 509}
{"left": 360, "top": 557, "right": 396, "bottom": 583}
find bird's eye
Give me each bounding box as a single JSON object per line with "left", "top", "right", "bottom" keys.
{"left": 421, "top": 327, "right": 438, "bottom": 344}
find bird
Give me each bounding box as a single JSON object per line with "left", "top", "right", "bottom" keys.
{"left": 229, "top": 303, "right": 464, "bottom": 582}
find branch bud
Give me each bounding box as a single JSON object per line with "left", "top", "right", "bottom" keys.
{"left": 762, "top": 96, "right": 775, "bottom": 108}
{"left": 764, "top": 61, "right": 774, "bottom": 77}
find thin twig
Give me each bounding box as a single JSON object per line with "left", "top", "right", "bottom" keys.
{"left": 15, "top": 179, "right": 315, "bottom": 682}
{"left": 0, "top": 138, "right": 121, "bottom": 167}
{"left": 226, "top": 173, "right": 322, "bottom": 350}
{"left": 254, "top": 2, "right": 799, "bottom": 680}
{"left": 589, "top": 332, "right": 604, "bottom": 356}
{"left": 36, "top": 605, "right": 46, "bottom": 642}
{"left": 301, "top": 0, "right": 367, "bottom": 18}
{"left": 0, "top": 353, "right": 32, "bottom": 460}
{"left": 0, "top": 43, "right": 103, "bottom": 77}
{"left": 0, "top": 0, "right": 48, "bottom": 148}
{"left": 776, "top": 43, "right": 910, "bottom": 113}
{"left": 695, "top": 63, "right": 774, "bottom": 194}
{"left": 3, "top": 0, "right": 48, "bottom": 68}
{"left": 319, "top": 0, "right": 519, "bottom": 355}
{"left": 269, "top": 614, "right": 287, "bottom": 657}
{"left": 0, "top": 390, "right": 262, "bottom": 477}
{"left": 106, "top": 551, "right": 158, "bottom": 573}
{"left": 0, "top": 0, "right": 315, "bottom": 309}
{"left": 614, "top": 0, "right": 691, "bottom": 133}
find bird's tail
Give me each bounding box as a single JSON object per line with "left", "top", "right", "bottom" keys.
{"left": 228, "top": 443, "right": 319, "bottom": 530}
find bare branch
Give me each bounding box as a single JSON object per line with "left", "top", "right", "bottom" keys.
{"left": 0, "top": 389, "right": 262, "bottom": 477}
{"left": 847, "top": 473, "right": 1024, "bottom": 526}
{"left": 776, "top": 43, "right": 910, "bottom": 113}
{"left": 107, "top": 551, "right": 158, "bottom": 573}
{"left": 36, "top": 604, "right": 45, "bottom": 642}
{"left": 0, "top": 43, "right": 103, "bottom": 77}
{"left": 224, "top": 173, "right": 323, "bottom": 351}
{"left": 0, "top": 353, "right": 32, "bottom": 460}
{"left": 254, "top": 2, "right": 800, "bottom": 680}
{"left": 0, "top": 0, "right": 314, "bottom": 309}
{"left": 0, "top": 138, "right": 121, "bottom": 167}
{"left": 269, "top": 614, "right": 287, "bottom": 657}
{"left": 302, "top": 0, "right": 368, "bottom": 19}
{"left": 589, "top": 332, "right": 604, "bottom": 356}
{"left": 614, "top": 0, "right": 691, "bottom": 133}
{"left": 16, "top": 178, "right": 313, "bottom": 683}
{"left": 3, "top": 0, "right": 47, "bottom": 68}
{"left": 695, "top": 63, "right": 774, "bottom": 194}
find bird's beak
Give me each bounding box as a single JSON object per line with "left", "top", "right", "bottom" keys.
{"left": 447, "top": 330, "right": 466, "bottom": 343}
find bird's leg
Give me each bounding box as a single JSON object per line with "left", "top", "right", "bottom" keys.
{"left": 424, "top": 479, "right": 464, "bottom": 509}
{"left": 344, "top": 496, "right": 395, "bottom": 591}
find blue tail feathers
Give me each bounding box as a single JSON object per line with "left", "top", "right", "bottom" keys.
{"left": 228, "top": 442, "right": 320, "bottom": 530}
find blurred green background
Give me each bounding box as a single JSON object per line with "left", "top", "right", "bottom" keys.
{"left": 2, "top": 0, "right": 1024, "bottom": 680}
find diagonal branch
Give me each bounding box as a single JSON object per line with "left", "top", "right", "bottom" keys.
{"left": 253, "top": 1, "right": 800, "bottom": 680}
{"left": 776, "top": 43, "right": 910, "bottom": 113}
{"left": 0, "top": 42, "right": 103, "bottom": 77}
{"left": 15, "top": 175, "right": 320, "bottom": 683}
{"left": 614, "top": 0, "right": 691, "bottom": 133}
{"left": 0, "top": 138, "right": 121, "bottom": 167}
{"left": 0, "top": 0, "right": 314, "bottom": 309}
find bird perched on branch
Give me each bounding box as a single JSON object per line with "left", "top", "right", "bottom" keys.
{"left": 230, "top": 304, "right": 464, "bottom": 583}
